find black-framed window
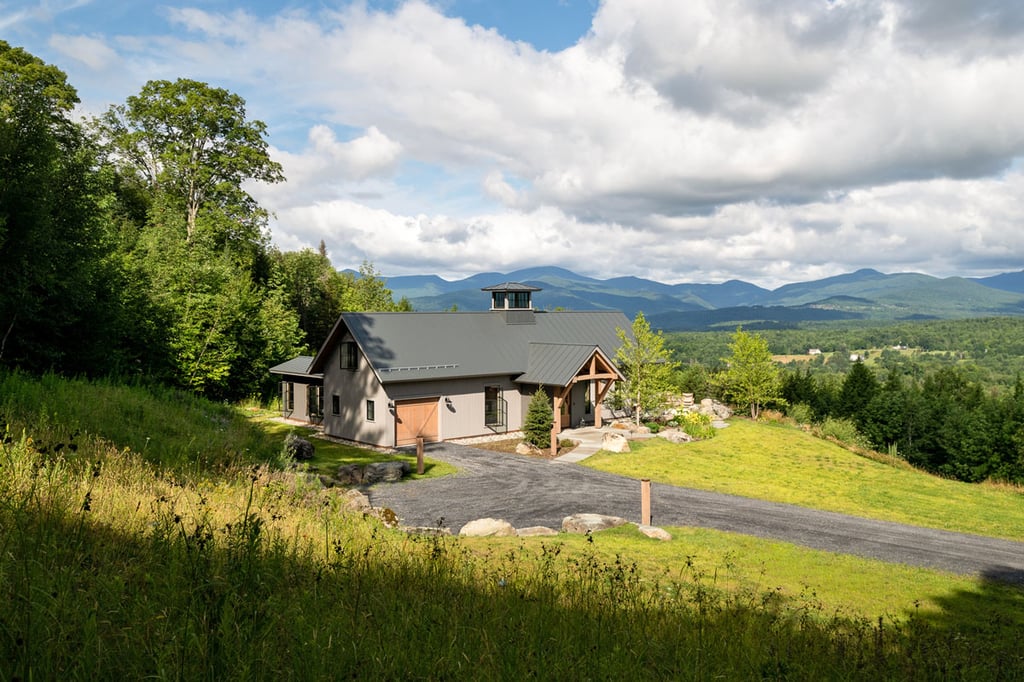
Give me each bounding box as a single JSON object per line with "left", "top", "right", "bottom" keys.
{"left": 340, "top": 341, "right": 359, "bottom": 370}
{"left": 331, "top": 394, "right": 340, "bottom": 415}
{"left": 484, "top": 386, "right": 505, "bottom": 427}
{"left": 509, "top": 291, "right": 530, "bottom": 309}
{"left": 284, "top": 382, "right": 295, "bottom": 411}
{"left": 366, "top": 399, "right": 375, "bottom": 422}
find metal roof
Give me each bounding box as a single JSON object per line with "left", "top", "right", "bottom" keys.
{"left": 516, "top": 343, "right": 601, "bottom": 386}
{"left": 480, "top": 282, "right": 543, "bottom": 292}
{"left": 268, "top": 355, "right": 319, "bottom": 378}
{"left": 310, "top": 310, "right": 631, "bottom": 386}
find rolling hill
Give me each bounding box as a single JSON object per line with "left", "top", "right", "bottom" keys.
{"left": 381, "top": 266, "right": 1024, "bottom": 331}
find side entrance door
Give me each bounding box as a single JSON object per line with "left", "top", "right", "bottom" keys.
{"left": 394, "top": 397, "right": 440, "bottom": 446}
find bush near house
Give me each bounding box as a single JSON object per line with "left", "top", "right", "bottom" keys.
{"left": 523, "top": 388, "right": 554, "bottom": 448}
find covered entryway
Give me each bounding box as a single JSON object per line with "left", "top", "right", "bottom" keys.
{"left": 395, "top": 397, "right": 440, "bottom": 446}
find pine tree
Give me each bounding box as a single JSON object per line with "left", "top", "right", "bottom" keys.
{"left": 523, "top": 388, "right": 553, "bottom": 449}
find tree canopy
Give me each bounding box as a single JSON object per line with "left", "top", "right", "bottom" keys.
{"left": 615, "top": 312, "right": 679, "bottom": 424}
{"left": 719, "top": 327, "right": 784, "bottom": 419}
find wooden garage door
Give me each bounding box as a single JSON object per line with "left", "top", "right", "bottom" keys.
{"left": 395, "top": 398, "right": 440, "bottom": 446}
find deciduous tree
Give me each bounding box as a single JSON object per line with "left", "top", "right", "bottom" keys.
{"left": 720, "top": 327, "right": 784, "bottom": 419}
{"left": 615, "top": 312, "right": 679, "bottom": 425}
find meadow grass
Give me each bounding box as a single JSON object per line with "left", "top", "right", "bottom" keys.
{"left": 3, "top": 431, "right": 1022, "bottom": 680}
{"left": 3, "top": 372, "right": 1023, "bottom": 679}
{"left": 585, "top": 418, "right": 1024, "bottom": 540}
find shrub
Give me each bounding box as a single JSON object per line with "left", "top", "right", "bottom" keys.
{"left": 787, "top": 402, "right": 814, "bottom": 426}
{"left": 644, "top": 421, "right": 662, "bottom": 433}
{"left": 680, "top": 411, "right": 716, "bottom": 440}
{"left": 815, "top": 417, "right": 869, "bottom": 448}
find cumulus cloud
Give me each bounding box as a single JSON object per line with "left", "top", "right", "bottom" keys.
{"left": 48, "top": 33, "right": 119, "bottom": 70}
{"left": 19, "top": 0, "right": 1024, "bottom": 285}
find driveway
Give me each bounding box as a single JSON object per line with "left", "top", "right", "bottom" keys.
{"left": 367, "top": 442, "right": 1024, "bottom": 585}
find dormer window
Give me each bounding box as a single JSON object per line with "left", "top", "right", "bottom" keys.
{"left": 482, "top": 282, "right": 542, "bottom": 310}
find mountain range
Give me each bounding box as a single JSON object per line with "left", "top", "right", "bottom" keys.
{"left": 380, "top": 266, "right": 1024, "bottom": 331}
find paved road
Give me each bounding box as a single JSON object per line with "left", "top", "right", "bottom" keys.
{"left": 368, "top": 442, "right": 1024, "bottom": 585}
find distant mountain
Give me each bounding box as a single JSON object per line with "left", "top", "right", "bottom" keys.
{"left": 972, "top": 270, "right": 1024, "bottom": 294}
{"left": 380, "top": 265, "right": 1024, "bottom": 331}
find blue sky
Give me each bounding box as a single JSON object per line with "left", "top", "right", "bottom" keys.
{"left": 5, "top": 0, "right": 1024, "bottom": 287}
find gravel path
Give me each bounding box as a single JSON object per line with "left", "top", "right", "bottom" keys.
{"left": 367, "top": 442, "right": 1024, "bottom": 584}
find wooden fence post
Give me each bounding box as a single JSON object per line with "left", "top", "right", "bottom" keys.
{"left": 641, "top": 478, "right": 651, "bottom": 526}
{"left": 416, "top": 437, "right": 424, "bottom": 475}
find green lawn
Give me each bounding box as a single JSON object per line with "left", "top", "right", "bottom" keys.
{"left": 584, "top": 419, "right": 1024, "bottom": 540}
{"left": 256, "top": 417, "right": 458, "bottom": 480}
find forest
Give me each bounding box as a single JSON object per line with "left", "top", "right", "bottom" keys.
{"left": 0, "top": 42, "right": 408, "bottom": 402}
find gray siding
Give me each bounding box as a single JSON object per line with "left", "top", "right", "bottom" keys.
{"left": 321, "top": 333, "right": 392, "bottom": 446}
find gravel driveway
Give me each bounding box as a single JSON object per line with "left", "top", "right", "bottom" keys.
{"left": 367, "top": 442, "right": 1024, "bottom": 584}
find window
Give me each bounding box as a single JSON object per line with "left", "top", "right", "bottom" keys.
{"left": 340, "top": 341, "right": 359, "bottom": 370}
{"left": 491, "top": 292, "right": 506, "bottom": 309}
{"left": 509, "top": 291, "right": 530, "bottom": 309}
{"left": 284, "top": 382, "right": 294, "bottom": 411}
{"left": 307, "top": 385, "right": 323, "bottom": 418}
{"left": 366, "top": 399, "right": 375, "bottom": 422}
{"left": 484, "top": 386, "right": 505, "bottom": 427}
{"left": 331, "top": 394, "right": 340, "bottom": 416}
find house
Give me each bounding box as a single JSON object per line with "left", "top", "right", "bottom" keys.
{"left": 270, "top": 282, "right": 630, "bottom": 450}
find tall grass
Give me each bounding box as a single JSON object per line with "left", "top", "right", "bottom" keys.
{"left": 0, "top": 370, "right": 280, "bottom": 471}
{"left": 2, "top": 372, "right": 1022, "bottom": 679}
{"left": 3, "top": 433, "right": 1021, "bottom": 680}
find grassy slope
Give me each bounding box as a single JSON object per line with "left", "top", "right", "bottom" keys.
{"left": 3, "top": 373, "right": 1023, "bottom": 678}
{"left": 584, "top": 419, "right": 1024, "bottom": 540}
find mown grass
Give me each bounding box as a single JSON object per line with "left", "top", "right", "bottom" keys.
{"left": 3, "top": 372, "right": 1023, "bottom": 678}
{"left": 585, "top": 419, "right": 1024, "bottom": 540}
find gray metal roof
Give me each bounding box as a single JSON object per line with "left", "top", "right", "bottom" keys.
{"left": 480, "top": 282, "right": 543, "bottom": 292}
{"left": 310, "top": 310, "right": 631, "bottom": 386}
{"left": 269, "top": 355, "right": 319, "bottom": 378}
{"left": 516, "top": 343, "right": 601, "bottom": 386}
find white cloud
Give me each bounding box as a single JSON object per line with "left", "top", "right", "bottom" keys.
{"left": 48, "top": 33, "right": 119, "bottom": 70}
{"left": 16, "top": 0, "right": 1024, "bottom": 285}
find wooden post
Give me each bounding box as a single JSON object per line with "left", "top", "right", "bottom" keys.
{"left": 641, "top": 478, "right": 651, "bottom": 526}
{"left": 416, "top": 437, "right": 424, "bottom": 475}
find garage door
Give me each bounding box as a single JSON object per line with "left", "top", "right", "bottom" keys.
{"left": 395, "top": 398, "right": 440, "bottom": 446}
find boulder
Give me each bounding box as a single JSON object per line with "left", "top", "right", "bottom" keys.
{"left": 658, "top": 429, "right": 694, "bottom": 444}
{"left": 516, "top": 526, "right": 559, "bottom": 537}
{"left": 362, "top": 461, "right": 410, "bottom": 484}
{"left": 459, "top": 518, "right": 516, "bottom": 537}
{"left": 516, "top": 441, "right": 542, "bottom": 456}
{"left": 338, "top": 488, "right": 371, "bottom": 512}
{"left": 562, "top": 513, "right": 629, "bottom": 534}
{"left": 335, "top": 464, "right": 363, "bottom": 485}
{"left": 637, "top": 524, "right": 673, "bottom": 541}
{"left": 283, "top": 433, "right": 315, "bottom": 461}
{"left": 601, "top": 432, "right": 631, "bottom": 453}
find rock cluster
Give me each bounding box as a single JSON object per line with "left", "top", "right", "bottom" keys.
{"left": 334, "top": 461, "right": 410, "bottom": 486}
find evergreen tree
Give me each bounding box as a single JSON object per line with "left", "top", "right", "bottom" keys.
{"left": 523, "top": 388, "right": 554, "bottom": 449}
{"left": 837, "top": 361, "right": 879, "bottom": 425}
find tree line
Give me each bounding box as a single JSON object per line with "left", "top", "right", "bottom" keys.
{"left": 1, "top": 42, "right": 407, "bottom": 400}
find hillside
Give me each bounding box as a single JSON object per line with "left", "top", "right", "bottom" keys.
{"left": 383, "top": 266, "right": 1024, "bottom": 328}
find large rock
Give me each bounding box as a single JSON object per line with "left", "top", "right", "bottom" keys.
{"left": 516, "top": 526, "right": 559, "bottom": 537}
{"left": 637, "top": 524, "right": 672, "bottom": 541}
{"left": 658, "top": 429, "right": 694, "bottom": 444}
{"left": 516, "top": 441, "right": 542, "bottom": 456}
{"left": 562, "top": 513, "right": 629, "bottom": 534}
{"left": 601, "top": 431, "right": 631, "bottom": 453}
{"left": 363, "top": 461, "right": 410, "bottom": 484}
{"left": 284, "top": 433, "right": 315, "bottom": 461}
{"left": 339, "top": 488, "right": 371, "bottom": 512}
{"left": 335, "top": 464, "right": 363, "bottom": 485}
{"left": 459, "top": 518, "right": 516, "bottom": 537}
